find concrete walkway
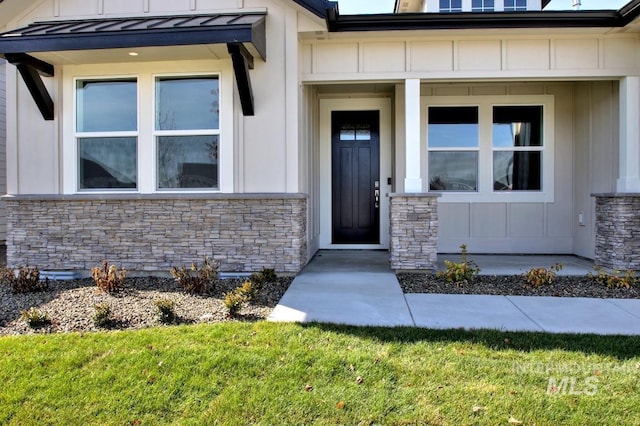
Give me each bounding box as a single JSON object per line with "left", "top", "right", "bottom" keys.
{"left": 269, "top": 251, "right": 640, "bottom": 335}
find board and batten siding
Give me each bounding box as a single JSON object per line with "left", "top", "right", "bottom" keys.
{"left": 301, "top": 35, "right": 639, "bottom": 82}
{"left": 8, "top": 0, "right": 306, "bottom": 196}
{"left": 0, "top": 59, "right": 6, "bottom": 241}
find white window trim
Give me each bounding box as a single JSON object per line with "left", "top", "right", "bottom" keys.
{"left": 62, "top": 61, "right": 234, "bottom": 194}
{"left": 152, "top": 72, "right": 222, "bottom": 193}
{"left": 422, "top": 95, "right": 555, "bottom": 203}
{"left": 73, "top": 76, "right": 140, "bottom": 192}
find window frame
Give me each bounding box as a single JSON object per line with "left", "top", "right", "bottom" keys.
{"left": 153, "top": 72, "right": 221, "bottom": 192}
{"left": 427, "top": 105, "right": 481, "bottom": 192}
{"left": 472, "top": 0, "right": 495, "bottom": 12}
{"left": 423, "top": 95, "right": 555, "bottom": 203}
{"left": 62, "top": 61, "right": 234, "bottom": 195}
{"left": 439, "top": 0, "right": 463, "bottom": 13}
{"left": 74, "top": 76, "right": 140, "bottom": 192}
{"left": 504, "top": 0, "right": 527, "bottom": 11}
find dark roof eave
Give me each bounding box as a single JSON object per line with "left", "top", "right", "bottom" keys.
{"left": 0, "top": 13, "right": 267, "bottom": 60}
{"left": 291, "top": 0, "right": 338, "bottom": 19}
{"left": 328, "top": 10, "right": 633, "bottom": 32}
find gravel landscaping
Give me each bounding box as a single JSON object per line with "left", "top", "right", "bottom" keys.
{"left": 2, "top": 243, "right": 638, "bottom": 336}
{"left": 0, "top": 276, "right": 293, "bottom": 336}
{"left": 398, "top": 273, "right": 640, "bottom": 299}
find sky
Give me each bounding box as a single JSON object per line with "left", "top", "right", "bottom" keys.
{"left": 336, "top": 0, "right": 630, "bottom": 14}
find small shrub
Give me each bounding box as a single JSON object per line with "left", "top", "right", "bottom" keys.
{"left": 237, "top": 280, "right": 258, "bottom": 301}
{"left": 91, "top": 261, "right": 126, "bottom": 293}
{"left": 93, "top": 302, "right": 113, "bottom": 328}
{"left": 248, "top": 268, "right": 278, "bottom": 291}
{"left": 0, "top": 265, "right": 49, "bottom": 293}
{"left": 20, "top": 307, "right": 51, "bottom": 329}
{"left": 170, "top": 257, "right": 219, "bottom": 294}
{"left": 223, "top": 291, "right": 245, "bottom": 317}
{"left": 437, "top": 244, "right": 480, "bottom": 285}
{"left": 524, "top": 263, "right": 563, "bottom": 287}
{"left": 154, "top": 298, "right": 176, "bottom": 325}
{"left": 590, "top": 266, "right": 636, "bottom": 289}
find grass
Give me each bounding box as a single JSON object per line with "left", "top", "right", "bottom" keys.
{"left": 1, "top": 323, "right": 639, "bottom": 425}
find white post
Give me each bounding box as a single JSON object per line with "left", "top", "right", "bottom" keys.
{"left": 404, "top": 79, "right": 422, "bottom": 192}
{"left": 617, "top": 77, "right": 640, "bottom": 193}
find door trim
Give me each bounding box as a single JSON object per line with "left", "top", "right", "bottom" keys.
{"left": 319, "top": 97, "right": 392, "bottom": 249}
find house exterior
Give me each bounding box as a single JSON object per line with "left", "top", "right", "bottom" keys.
{"left": 1, "top": 0, "right": 639, "bottom": 273}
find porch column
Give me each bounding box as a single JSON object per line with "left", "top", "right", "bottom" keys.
{"left": 591, "top": 76, "right": 640, "bottom": 271}
{"left": 404, "top": 78, "right": 422, "bottom": 192}
{"left": 617, "top": 76, "right": 640, "bottom": 193}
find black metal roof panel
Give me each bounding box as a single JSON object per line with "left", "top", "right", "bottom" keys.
{"left": 0, "top": 12, "right": 267, "bottom": 60}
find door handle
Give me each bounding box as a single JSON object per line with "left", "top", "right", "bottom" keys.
{"left": 374, "top": 189, "right": 380, "bottom": 209}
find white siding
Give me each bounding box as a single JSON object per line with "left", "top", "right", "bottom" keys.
{"left": 302, "top": 35, "right": 639, "bottom": 82}
{"left": 0, "top": 59, "right": 6, "bottom": 241}
{"left": 573, "top": 81, "right": 619, "bottom": 259}
{"left": 10, "top": 0, "right": 304, "bottom": 195}
{"left": 424, "top": 83, "right": 576, "bottom": 254}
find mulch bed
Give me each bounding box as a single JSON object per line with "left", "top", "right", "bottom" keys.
{"left": 397, "top": 273, "right": 640, "bottom": 299}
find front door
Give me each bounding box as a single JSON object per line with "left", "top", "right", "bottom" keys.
{"left": 331, "top": 110, "right": 380, "bottom": 244}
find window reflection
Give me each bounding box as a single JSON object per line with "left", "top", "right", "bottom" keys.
{"left": 428, "top": 106, "right": 479, "bottom": 148}
{"left": 156, "top": 77, "right": 219, "bottom": 131}
{"left": 76, "top": 79, "right": 137, "bottom": 132}
{"left": 429, "top": 152, "right": 478, "bottom": 191}
{"left": 157, "top": 136, "right": 219, "bottom": 189}
{"left": 493, "top": 151, "right": 542, "bottom": 191}
{"left": 79, "top": 137, "right": 137, "bottom": 189}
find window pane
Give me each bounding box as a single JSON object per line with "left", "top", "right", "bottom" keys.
{"left": 428, "top": 106, "right": 479, "bottom": 148}
{"left": 493, "top": 106, "right": 542, "bottom": 147}
{"left": 156, "top": 77, "right": 219, "bottom": 130}
{"left": 157, "top": 136, "right": 219, "bottom": 189}
{"left": 493, "top": 151, "right": 542, "bottom": 191}
{"left": 429, "top": 152, "right": 478, "bottom": 191}
{"left": 79, "top": 137, "right": 137, "bottom": 189}
{"left": 76, "top": 80, "right": 137, "bottom": 132}
{"left": 440, "top": 0, "right": 462, "bottom": 12}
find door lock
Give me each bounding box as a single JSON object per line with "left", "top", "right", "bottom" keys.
{"left": 374, "top": 189, "right": 380, "bottom": 209}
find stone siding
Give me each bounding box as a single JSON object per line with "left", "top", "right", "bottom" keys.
{"left": 593, "top": 194, "right": 640, "bottom": 271}
{"left": 389, "top": 193, "right": 439, "bottom": 271}
{"left": 5, "top": 194, "right": 308, "bottom": 273}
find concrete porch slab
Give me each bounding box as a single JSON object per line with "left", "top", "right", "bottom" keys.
{"left": 507, "top": 296, "right": 640, "bottom": 335}
{"left": 269, "top": 271, "right": 414, "bottom": 327}
{"left": 405, "top": 294, "right": 543, "bottom": 332}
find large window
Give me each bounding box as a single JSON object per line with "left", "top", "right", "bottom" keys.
{"left": 428, "top": 106, "right": 479, "bottom": 192}
{"left": 504, "top": 0, "right": 527, "bottom": 11}
{"left": 76, "top": 79, "right": 138, "bottom": 189}
{"left": 439, "top": 0, "right": 462, "bottom": 12}
{"left": 492, "top": 106, "right": 542, "bottom": 191}
{"left": 155, "top": 76, "right": 220, "bottom": 190}
{"left": 425, "top": 96, "right": 554, "bottom": 202}
{"left": 73, "top": 73, "right": 223, "bottom": 193}
{"left": 472, "top": 0, "right": 494, "bottom": 11}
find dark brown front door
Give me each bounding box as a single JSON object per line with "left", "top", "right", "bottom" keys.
{"left": 331, "top": 110, "right": 380, "bottom": 244}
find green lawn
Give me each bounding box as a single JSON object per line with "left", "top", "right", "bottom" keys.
{"left": 1, "top": 323, "right": 639, "bottom": 425}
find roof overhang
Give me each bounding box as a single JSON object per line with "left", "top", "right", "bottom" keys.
{"left": 329, "top": 0, "right": 640, "bottom": 32}
{"left": 292, "top": 0, "right": 338, "bottom": 19}
{"left": 0, "top": 13, "right": 267, "bottom": 119}
{"left": 327, "top": 9, "right": 639, "bottom": 32}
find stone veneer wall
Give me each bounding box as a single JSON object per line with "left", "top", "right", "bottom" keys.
{"left": 593, "top": 193, "right": 640, "bottom": 271}
{"left": 5, "top": 194, "right": 308, "bottom": 273}
{"left": 389, "top": 193, "right": 439, "bottom": 271}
